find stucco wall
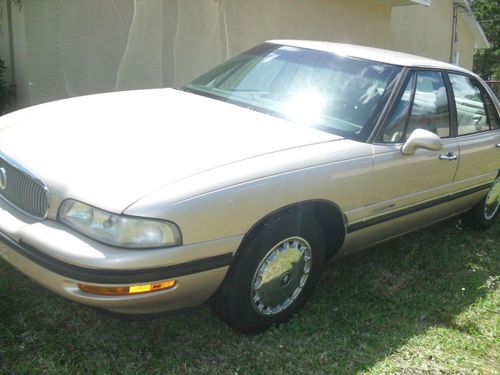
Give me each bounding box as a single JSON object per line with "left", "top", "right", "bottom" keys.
{"left": 0, "top": 0, "right": 391, "bottom": 107}
{"left": 390, "top": 0, "right": 475, "bottom": 70}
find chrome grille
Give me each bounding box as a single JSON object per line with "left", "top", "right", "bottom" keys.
{"left": 0, "top": 155, "right": 49, "bottom": 218}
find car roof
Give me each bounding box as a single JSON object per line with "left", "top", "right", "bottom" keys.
{"left": 268, "top": 40, "right": 473, "bottom": 75}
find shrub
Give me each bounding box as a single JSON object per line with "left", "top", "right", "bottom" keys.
{"left": 0, "top": 59, "right": 15, "bottom": 114}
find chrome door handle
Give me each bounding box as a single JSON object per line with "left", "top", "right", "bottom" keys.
{"left": 439, "top": 152, "right": 458, "bottom": 161}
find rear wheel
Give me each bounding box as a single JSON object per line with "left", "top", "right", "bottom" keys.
{"left": 464, "top": 176, "right": 500, "bottom": 230}
{"left": 211, "top": 211, "right": 326, "bottom": 333}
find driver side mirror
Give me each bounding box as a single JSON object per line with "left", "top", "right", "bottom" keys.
{"left": 401, "top": 129, "right": 443, "bottom": 155}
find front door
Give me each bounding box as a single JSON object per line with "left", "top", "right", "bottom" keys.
{"left": 372, "top": 70, "right": 458, "bottom": 212}
{"left": 349, "top": 70, "right": 459, "bottom": 243}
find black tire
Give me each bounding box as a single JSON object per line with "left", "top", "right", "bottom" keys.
{"left": 464, "top": 176, "right": 500, "bottom": 230}
{"left": 211, "top": 210, "right": 326, "bottom": 334}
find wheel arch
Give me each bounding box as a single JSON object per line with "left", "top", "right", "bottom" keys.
{"left": 238, "top": 200, "right": 347, "bottom": 261}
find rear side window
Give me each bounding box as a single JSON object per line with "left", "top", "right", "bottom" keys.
{"left": 449, "top": 74, "right": 491, "bottom": 135}
{"left": 482, "top": 88, "right": 500, "bottom": 130}
{"left": 381, "top": 70, "right": 450, "bottom": 142}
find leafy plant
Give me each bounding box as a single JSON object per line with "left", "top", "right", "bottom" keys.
{"left": 0, "top": 59, "right": 15, "bottom": 114}
{"left": 472, "top": 0, "right": 500, "bottom": 80}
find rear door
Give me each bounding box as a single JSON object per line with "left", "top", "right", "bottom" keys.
{"left": 447, "top": 73, "right": 500, "bottom": 188}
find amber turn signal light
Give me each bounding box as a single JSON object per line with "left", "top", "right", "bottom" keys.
{"left": 78, "top": 280, "right": 176, "bottom": 296}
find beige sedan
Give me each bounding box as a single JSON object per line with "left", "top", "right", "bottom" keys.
{"left": 0, "top": 40, "right": 499, "bottom": 333}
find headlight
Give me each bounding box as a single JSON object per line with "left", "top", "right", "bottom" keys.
{"left": 59, "top": 200, "right": 181, "bottom": 249}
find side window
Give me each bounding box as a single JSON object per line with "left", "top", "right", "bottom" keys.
{"left": 382, "top": 74, "right": 415, "bottom": 142}
{"left": 481, "top": 87, "right": 500, "bottom": 130}
{"left": 449, "top": 74, "right": 490, "bottom": 135}
{"left": 381, "top": 71, "right": 450, "bottom": 142}
{"left": 407, "top": 71, "right": 450, "bottom": 139}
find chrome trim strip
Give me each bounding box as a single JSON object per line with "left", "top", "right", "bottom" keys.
{"left": 0, "top": 167, "right": 6, "bottom": 190}
{"left": 347, "top": 182, "right": 492, "bottom": 233}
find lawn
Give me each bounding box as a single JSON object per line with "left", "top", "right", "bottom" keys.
{"left": 0, "top": 218, "right": 498, "bottom": 374}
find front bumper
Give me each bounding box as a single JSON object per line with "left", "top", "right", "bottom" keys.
{"left": 0, "top": 202, "right": 241, "bottom": 315}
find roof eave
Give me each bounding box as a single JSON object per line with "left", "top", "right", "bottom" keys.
{"left": 468, "top": 18, "right": 490, "bottom": 49}
{"left": 455, "top": 0, "right": 490, "bottom": 49}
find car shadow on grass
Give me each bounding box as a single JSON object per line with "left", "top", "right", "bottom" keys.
{"left": 0, "top": 219, "right": 498, "bottom": 374}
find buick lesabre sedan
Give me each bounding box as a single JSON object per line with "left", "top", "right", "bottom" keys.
{"left": 0, "top": 41, "right": 499, "bottom": 333}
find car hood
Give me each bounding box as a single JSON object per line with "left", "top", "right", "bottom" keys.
{"left": 0, "top": 88, "right": 340, "bottom": 213}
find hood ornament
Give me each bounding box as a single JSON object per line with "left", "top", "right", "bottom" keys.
{"left": 0, "top": 167, "right": 6, "bottom": 190}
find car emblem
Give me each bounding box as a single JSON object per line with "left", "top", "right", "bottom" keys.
{"left": 0, "top": 167, "right": 6, "bottom": 190}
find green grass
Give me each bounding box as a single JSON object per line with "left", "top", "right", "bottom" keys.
{"left": 0, "top": 219, "right": 498, "bottom": 374}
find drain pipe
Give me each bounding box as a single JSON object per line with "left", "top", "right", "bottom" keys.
{"left": 449, "top": 1, "right": 473, "bottom": 64}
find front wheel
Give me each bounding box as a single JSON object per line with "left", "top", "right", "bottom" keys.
{"left": 464, "top": 176, "right": 500, "bottom": 230}
{"left": 211, "top": 211, "right": 326, "bottom": 334}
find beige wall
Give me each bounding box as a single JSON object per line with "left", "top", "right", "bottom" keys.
{"left": 0, "top": 0, "right": 391, "bottom": 108}
{"left": 390, "top": 0, "right": 475, "bottom": 70}
{"left": 9, "top": 1, "right": 28, "bottom": 108}
{"left": 0, "top": 0, "right": 481, "bottom": 108}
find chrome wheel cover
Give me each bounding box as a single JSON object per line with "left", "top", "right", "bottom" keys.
{"left": 484, "top": 177, "right": 500, "bottom": 220}
{"left": 250, "top": 236, "right": 312, "bottom": 317}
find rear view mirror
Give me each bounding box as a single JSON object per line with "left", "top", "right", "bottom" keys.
{"left": 401, "top": 129, "right": 443, "bottom": 155}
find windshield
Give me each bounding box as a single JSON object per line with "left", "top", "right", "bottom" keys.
{"left": 184, "top": 43, "right": 402, "bottom": 140}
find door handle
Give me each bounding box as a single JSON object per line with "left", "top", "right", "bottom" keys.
{"left": 439, "top": 152, "right": 458, "bottom": 161}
